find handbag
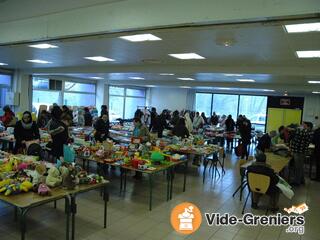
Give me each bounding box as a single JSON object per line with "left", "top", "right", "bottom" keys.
{"left": 235, "top": 143, "right": 244, "bottom": 157}
{"left": 63, "top": 144, "right": 75, "bottom": 163}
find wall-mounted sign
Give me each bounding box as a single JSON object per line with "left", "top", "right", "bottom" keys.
{"left": 280, "top": 98, "right": 291, "bottom": 106}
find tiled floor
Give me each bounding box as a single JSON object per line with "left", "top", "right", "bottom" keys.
{"left": 0, "top": 152, "right": 319, "bottom": 240}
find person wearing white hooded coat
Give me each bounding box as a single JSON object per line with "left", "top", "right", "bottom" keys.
{"left": 184, "top": 112, "right": 193, "bottom": 134}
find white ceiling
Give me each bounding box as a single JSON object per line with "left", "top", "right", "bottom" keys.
{"left": 0, "top": 18, "right": 320, "bottom": 94}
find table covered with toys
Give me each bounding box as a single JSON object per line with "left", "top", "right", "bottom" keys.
{"left": 0, "top": 151, "right": 109, "bottom": 240}
{"left": 74, "top": 139, "right": 189, "bottom": 210}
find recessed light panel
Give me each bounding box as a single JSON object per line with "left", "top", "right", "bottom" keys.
{"left": 169, "top": 53, "right": 205, "bottom": 60}
{"left": 177, "top": 77, "right": 194, "bottom": 81}
{"left": 84, "top": 56, "right": 115, "bottom": 62}
{"left": 296, "top": 51, "right": 320, "bottom": 58}
{"left": 216, "top": 87, "right": 231, "bottom": 90}
{"left": 312, "top": 91, "right": 320, "bottom": 94}
{"left": 90, "top": 77, "right": 104, "bottom": 80}
{"left": 308, "top": 81, "right": 320, "bottom": 84}
{"left": 26, "top": 59, "right": 52, "bottom": 64}
{"left": 0, "top": 62, "right": 8, "bottom": 66}
{"left": 180, "top": 86, "right": 191, "bottom": 88}
{"left": 224, "top": 74, "right": 244, "bottom": 77}
{"left": 29, "top": 43, "right": 58, "bottom": 49}
{"left": 160, "top": 73, "right": 175, "bottom": 76}
{"left": 129, "top": 77, "right": 145, "bottom": 80}
{"left": 285, "top": 22, "right": 320, "bottom": 33}
{"left": 262, "top": 89, "right": 275, "bottom": 92}
{"left": 236, "top": 79, "right": 255, "bottom": 82}
{"left": 120, "top": 34, "right": 161, "bottom": 42}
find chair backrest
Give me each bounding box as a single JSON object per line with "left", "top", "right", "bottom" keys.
{"left": 31, "top": 112, "right": 37, "bottom": 121}
{"left": 247, "top": 172, "right": 270, "bottom": 194}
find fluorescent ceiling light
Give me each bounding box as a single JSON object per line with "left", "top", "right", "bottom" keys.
{"left": 160, "top": 73, "right": 174, "bottom": 76}
{"left": 169, "top": 53, "right": 205, "bottom": 60}
{"left": 26, "top": 59, "right": 52, "bottom": 64}
{"left": 285, "top": 22, "right": 320, "bottom": 33}
{"left": 177, "top": 77, "right": 194, "bottom": 81}
{"left": 119, "top": 34, "right": 161, "bottom": 42}
{"left": 312, "top": 91, "right": 320, "bottom": 94}
{"left": 262, "top": 89, "right": 275, "bottom": 92}
{"left": 0, "top": 62, "right": 8, "bottom": 66}
{"left": 223, "top": 74, "right": 244, "bottom": 77}
{"left": 146, "top": 85, "right": 156, "bottom": 88}
{"left": 29, "top": 43, "right": 58, "bottom": 49}
{"left": 180, "top": 86, "right": 191, "bottom": 89}
{"left": 129, "top": 77, "right": 145, "bottom": 80}
{"left": 84, "top": 56, "right": 115, "bottom": 62}
{"left": 296, "top": 51, "right": 320, "bottom": 58}
{"left": 237, "top": 79, "right": 255, "bottom": 82}
{"left": 216, "top": 87, "right": 231, "bottom": 90}
{"left": 90, "top": 77, "right": 104, "bottom": 80}
{"left": 308, "top": 81, "right": 320, "bottom": 84}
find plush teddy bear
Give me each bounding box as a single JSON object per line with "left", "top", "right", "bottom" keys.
{"left": 38, "top": 183, "right": 51, "bottom": 196}
{"left": 46, "top": 167, "right": 62, "bottom": 187}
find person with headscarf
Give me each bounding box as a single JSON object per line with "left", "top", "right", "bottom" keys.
{"left": 37, "top": 110, "right": 50, "bottom": 128}
{"left": 184, "top": 112, "right": 193, "bottom": 133}
{"left": 0, "top": 105, "right": 16, "bottom": 128}
{"left": 101, "top": 105, "right": 108, "bottom": 117}
{"left": 13, "top": 111, "right": 40, "bottom": 153}
{"left": 61, "top": 105, "right": 73, "bottom": 125}
{"left": 48, "top": 106, "right": 69, "bottom": 159}
{"left": 193, "top": 112, "right": 204, "bottom": 130}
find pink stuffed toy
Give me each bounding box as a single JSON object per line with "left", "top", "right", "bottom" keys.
{"left": 37, "top": 183, "right": 51, "bottom": 196}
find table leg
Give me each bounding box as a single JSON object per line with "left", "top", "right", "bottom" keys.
{"left": 239, "top": 175, "right": 244, "bottom": 201}
{"left": 166, "top": 170, "right": 170, "bottom": 201}
{"left": 86, "top": 159, "right": 89, "bottom": 172}
{"left": 170, "top": 168, "right": 174, "bottom": 200}
{"left": 14, "top": 206, "right": 17, "bottom": 222}
{"left": 82, "top": 159, "right": 85, "bottom": 169}
{"left": 19, "top": 208, "right": 28, "bottom": 240}
{"left": 103, "top": 185, "right": 109, "bottom": 228}
{"left": 65, "top": 197, "right": 70, "bottom": 240}
{"left": 124, "top": 169, "right": 127, "bottom": 192}
{"left": 203, "top": 159, "right": 208, "bottom": 183}
{"left": 183, "top": 161, "right": 188, "bottom": 192}
{"left": 149, "top": 174, "right": 153, "bottom": 211}
{"left": 120, "top": 168, "right": 123, "bottom": 193}
{"left": 70, "top": 195, "right": 77, "bottom": 240}
{"left": 54, "top": 200, "right": 57, "bottom": 209}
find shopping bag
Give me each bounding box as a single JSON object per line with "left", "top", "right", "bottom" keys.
{"left": 63, "top": 144, "right": 75, "bottom": 163}
{"left": 276, "top": 175, "right": 294, "bottom": 199}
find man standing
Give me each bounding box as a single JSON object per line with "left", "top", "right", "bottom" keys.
{"left": 290, "top": 122, "right": 313, "bottom": 186}
{"left": 312, "top": 126, "right": 320, "bottom": 181}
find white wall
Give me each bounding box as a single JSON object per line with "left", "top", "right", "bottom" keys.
{"left": 149, "top": 87, "right": 189, "bottom": 112}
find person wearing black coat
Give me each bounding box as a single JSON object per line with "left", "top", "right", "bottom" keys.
{"left": 48, "top": 106, "right": 69, "bottom": 159}
{"left": 239, "top": 118, "right": 252, "bottom": 160}
{"left": 84, "top": 107, "right": 93, "bottom": 126}
{"left": 101, "top": 105, "right": 108, "bottom": 117}
{"left": 149, "top": 107, "right": 158, "bottom": 131}
{"left": 170, "top": 110, "right": 180, "bottom": 127}
{"left": 313, "top": 127, "right": 320, "bottom": 181}
{"left": 94, "top": 114, "right": 110, "bottom": 142}
{"left": 14, "top": 111, "right": 40, "bottom": 153}
{"left": 172, "top": 118, "right": 189, "bottom": 139}
{"left": 225, "top": 115, "right": 236, "bottom": 150}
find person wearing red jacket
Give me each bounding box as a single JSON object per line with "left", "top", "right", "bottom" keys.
{"left": 0, "top": 105, "right": 16, "bottom": 128}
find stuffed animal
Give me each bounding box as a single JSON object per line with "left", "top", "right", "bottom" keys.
{"left": 38, "top": 183, "right": 51, "bottom": 196}
{"left": 0, "top": 180, "right": 33, "bottom": 196}
{"left": 62, "top": 166, "right": 77, "bottom": 190}
{"left": 59, "top": 165, "right": 69, "bottom": 179}
{"left": 30, "top": 164, "right": 47, "bottom": 186}
{"left": 46, "top": 167, "right": 62, "bottom": 187}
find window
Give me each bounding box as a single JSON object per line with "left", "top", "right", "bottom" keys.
{"left": 195, "top": 93, "right": 212, "bottom": 116}
{"left": 194, "top": 92, "right": 268, "bottom": 131}
{"left": 239, "top": 95, "right": 267, "bottom": 131}
{"left": 108, "top": 86, "right": 146, "bottom": 121}
{"left": 0, "top": 74, "right": 12, "bottom": 109}
{"left": 32, "top": 77, "right": 96, "bottom": 113}
{"left": 32, "top": 90, "right": 62, "bottom": 113}
{"left": 212, "top": 94, "right": 239, "bottom": 118}
{"left": 63, "top": 92, "right": 95, "bottom": 106}
{"left": 64, "top": 82, "right": 95, "bottom": 93}
{"left": 0, "top": 74, "right": 12, "bottom": 108}
{"left": 64, "top": 81, "right": 96, "bottom": 107}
